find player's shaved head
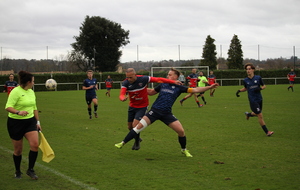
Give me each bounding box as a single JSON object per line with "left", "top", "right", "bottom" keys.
{"left": 126, "top": 68, "right": 136, "bottom": 74}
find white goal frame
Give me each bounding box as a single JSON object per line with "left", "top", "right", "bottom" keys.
{"left": 150, "top": 66, "right": 209, "bottom": 88}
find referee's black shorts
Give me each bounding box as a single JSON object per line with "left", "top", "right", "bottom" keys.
{"left": 7, "top": 117, "right": 37, "bottom": 141}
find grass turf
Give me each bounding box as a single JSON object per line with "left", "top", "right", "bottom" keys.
{"left": 0, "top": 84, "right": 299, "bottom": 190}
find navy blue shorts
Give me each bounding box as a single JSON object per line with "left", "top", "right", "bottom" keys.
{"left": 289, "top": 81, "right": 295, "bottom": 85}
{"left": 145, "top": 108, "right": 178, "bottom": 125}
{"left": 250, "top": 101, "right": 263, "bottom": 114}
{"left": 7, "top": 117, "right": 37, "bottom": 141}
{"left": 128, "top": 106, "right": 148, "bottom": 122}
{"left": 86, "top": 95, "right": 97, "bottom": 105}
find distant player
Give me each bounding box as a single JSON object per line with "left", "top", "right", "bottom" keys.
{"left": 105, "top": 75, "right": 113, "bottom": 97}
{"left": 179, "top": 68, "right": 203, "bottom": 107}
{"left": 207, "top": 70, "right": 217, "bottom": 97}
{"left": 119, "top": 68, "right": 182, "bottom": 150}
{"left": 82, "top": 70, "right": 98, "bottom": 119}
{"left": 3, "top": 73, "right": 18, "bottom": 96}
{"left": 236, "top": 63, "right": 273, "bottom": 137}
{"left": 287, "top": 68, "right": 296, "bottom": 92}
{"left": 196, "top": 71, "right": 208, "bottom": 105}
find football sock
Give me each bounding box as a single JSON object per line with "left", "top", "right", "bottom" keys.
{"left": 178, "top": 136, "right": 187, "bottom": 149}
{"left": 94, "top": 105, "right": 98, "bottom": 112}
{"left": 28, "top": 150, "right": 38, "bottom": 170}
{"left": 201, "top": 96, "right": 206, "bottom": 102}
{"left": 261, "top": 125, "right": 268, "bottom": 134}
{"left": 135, "top": 133, "right": 140, "bottom": 143}
{"left": 13, "top": 154, "right": 22, "bottom": 172}
{"left": 291, "top": 87, "right": 294, "bottom": 92}
{"left": 124, "top": 129, "right": 138, "bottom": 143}
{"left": 88, "top": 108, "right": 92, "bottom": 115}
{"left": 196, "top": 101, "right": 200, "bottom": 106}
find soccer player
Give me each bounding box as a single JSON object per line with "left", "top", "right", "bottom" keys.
{"left": 287, "top": 68, "right": 296, "bottom": 92}
{"left": 207, "top": 70, "right": 217, "bottom": 97}
{"left": 82, "top": 70, "right": 98, "bottom": 119}
{"left": 115, "top": 68, "right": 219, "bottom": 157}
{"left": 119, "top": 68, "right": 182, "bottom": 150}
{"left": 196, "top": 71, "right": 208, "bottom": 105}
{"left": 179, "top": 68, "right": 203, "bottom": 107}
{"left": 105, "top": 75, "right": 113, "bottom": 97}
{"left": 236, "top": 63, "right": 274, "bottom": 137}
{"left": 3, "top": 73, "right": 18, "bottom": 96}
{"left": 5, "top": 71, "right": 41, "bottom": 179}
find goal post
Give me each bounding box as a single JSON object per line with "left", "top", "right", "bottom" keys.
{"left": 150, "top": 66, "right": 209, "bottom": 88}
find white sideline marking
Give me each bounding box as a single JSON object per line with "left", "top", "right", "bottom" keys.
{"left": 0, "top": 145, "right": 98, "bottom": 190}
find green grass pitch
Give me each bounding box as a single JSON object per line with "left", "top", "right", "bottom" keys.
{"left": 0, "top": 84, "right": 299, "bottom": 190}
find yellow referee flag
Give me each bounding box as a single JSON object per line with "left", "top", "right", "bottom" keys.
{"left": 39, "top": 131, "right": 55, "bottom": 163}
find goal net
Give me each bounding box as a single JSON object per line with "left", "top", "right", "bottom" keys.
{"left": 150, "top": 66, "right": 209, "bottom": 88}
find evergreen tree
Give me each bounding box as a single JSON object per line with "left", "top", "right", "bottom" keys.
{"left": 200, "top": 35, "right": 217, "bottom": 70}
{"left": 70, "top": 16, "right": 130, "bottom": 72}
{"left": 227, "top": 34, "right": 243, "bottom": 69}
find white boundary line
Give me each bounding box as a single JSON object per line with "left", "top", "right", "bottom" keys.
{"left": 0, "top": 145, "right": 98, "bottom": 190}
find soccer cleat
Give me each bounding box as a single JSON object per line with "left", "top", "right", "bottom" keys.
{"left": 94, "top": 112, "right": 98, "bottom": 118}
{"left": 132, "top": 138, "right": 143, "bottom": 150}
{"left": 26, "top": 169, "right": 38, "bottom": 180}
{"left": 198, "top": 104, "right": 203, "bottom": 108}
{"left": 267, "top": 131, "right": 274, "bottom": 137}
{"left": 115, "top": 142, "right": 124, "bottom": 149}
{"left": 15, "top": 171, "right": 22, "bottom": 179}
{"left": 245, "top": 112, "right": 250, "bottom": 120}
{"left": 89, "top": 115, "right": 92, "bottom": 119}
{"left": 181, "top": 149, "right": 193, "bottom": 157}
{"left": 204, "top": 101, "right": 207, "bottom": 105}
{"left": 179, "top": 100, "right": 183, "bottom": 106}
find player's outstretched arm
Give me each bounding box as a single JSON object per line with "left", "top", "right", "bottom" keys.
{"left": 190, "top": 83, "right": 219, "bottom": 93}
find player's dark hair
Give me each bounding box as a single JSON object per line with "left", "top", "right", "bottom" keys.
{"left": 170, "top": 68, "right": 180, "bottom": 77}
{"left": 244, "top": 63, "right": 255, "bottom": 70}
{"left": 18, "top": 71, "right": 33, "bottom": 87}
{"left": 87, "top": 70, "right": 93, "bottom": 73}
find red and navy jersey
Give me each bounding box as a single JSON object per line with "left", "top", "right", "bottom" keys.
{"left": 208, "top": 74, "right": 216, "bottom": 85}
{"left": 288, "top": 72, "right": 296, "bottom": 81}
{"left": 152, "top": 83, "right": 188, "bottom": 112}
{"left": 105, "top": 79, "right": 113, "bottom": 88}
{"left": 4, "top": 80, "right": 18, "bottom": 95}
{"left": 243, "top": 75, "right": 264, "bottom": 103}
{"left": 83, "top": 78, "right": 97, "bottom": 96}
{"left": 186, "top": 73, "right": 198, "bottom": 87}
{"left": 121, "top": 76, "right": 151, "bottom": 108}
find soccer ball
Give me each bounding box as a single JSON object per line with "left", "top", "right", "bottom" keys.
{"left": 45, "top": 79, "right": 57, "bottom": 90}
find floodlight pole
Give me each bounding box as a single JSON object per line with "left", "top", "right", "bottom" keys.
{"left": 293, "top": 46, "right": 296, "bottom": 69}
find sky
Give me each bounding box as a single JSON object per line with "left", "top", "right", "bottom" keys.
{"left": 0, "top": 0, "right": 299, "bottom": 63}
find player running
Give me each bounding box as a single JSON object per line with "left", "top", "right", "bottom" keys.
{"left": 207, "top": 70, "right": 217, "bottom": 97}
{"left": 82, "top": 70, "right": 98, "bottom": 119}
{"left": 287, "top": 68, "right": 296, "bottom": 92}
{"left": 196, "top": 71, "right": 208, "bottom": 105}
{"left": 115, "top": 68, "right": 219, "bottom": 157}
{"left": 179, "top": 68, "right": 203, "bottom": 107}
{"left": 3, "top": 73, "right": 18, "bottom": 96}
{"left": 105, "top": 75, "right": 113, "bottom": 97}
{"left": 119, "top": 68, "right": 182, "bottom": 150}
{"left": 236, "top": 63, "right": 273, "bottom": 137}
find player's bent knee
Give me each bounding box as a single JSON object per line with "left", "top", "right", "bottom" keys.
{"left": 133, "top": 119, "right": 148, "bottom": 133}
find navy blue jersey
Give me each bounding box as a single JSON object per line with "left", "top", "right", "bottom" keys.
{"left": 243, "top": 75, "right": 264, "bottom": 103}
{"left": 83, "top": 78, "right": 97, "bottom": 96}
{"left": 152, "top": 83, "right": 188, "bottom": 112}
